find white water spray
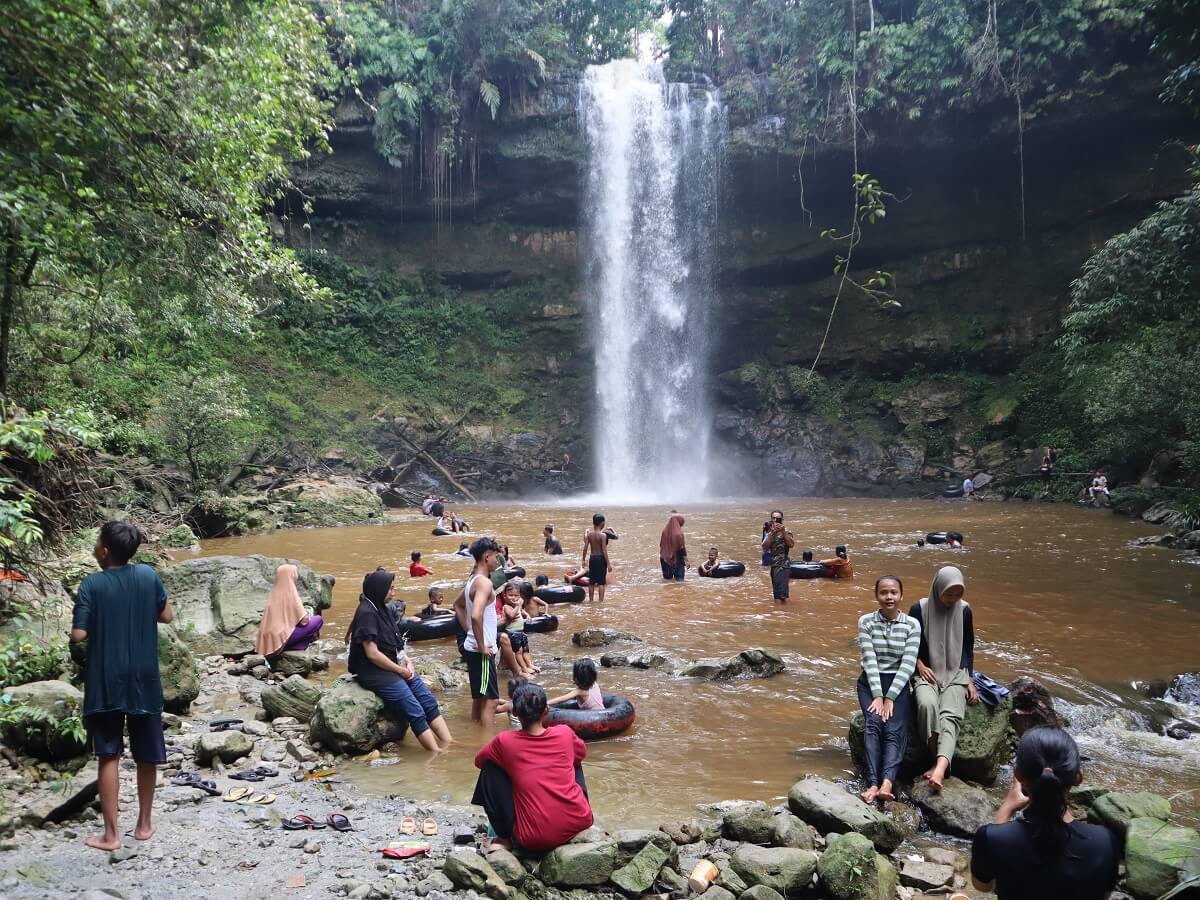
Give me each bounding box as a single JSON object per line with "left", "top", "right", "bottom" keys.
{"left": 580, "top": 61, "right": 724, "bottom": 502}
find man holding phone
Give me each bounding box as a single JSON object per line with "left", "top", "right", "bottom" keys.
{"left": 761, "top": 509, "right": 795, "bottom": 603}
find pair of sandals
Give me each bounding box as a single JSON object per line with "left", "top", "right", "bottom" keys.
{"left": 171, "top": 772, "right": 221, "bottom": 796}
{"left": 223, "top": 785, "right": 275, "bottom": 805}
{"left": 283, "top": 813, "right": 353, "bottom": 832}
{"left": 399, "top": 816, "right": 438, "bottom": 837}
{"left": 229, "top": 766, "right": 279, "bottom": 782}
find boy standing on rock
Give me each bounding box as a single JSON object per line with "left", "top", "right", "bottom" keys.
{"left": 462, "top": 536, "right": 502, "bottom": 724}
{"left": 70, "top": 521, "right": 174, "bottom": 851}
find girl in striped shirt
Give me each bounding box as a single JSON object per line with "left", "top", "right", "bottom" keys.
{"left": 856, "top": 575, "right": 922, "bottom": 804}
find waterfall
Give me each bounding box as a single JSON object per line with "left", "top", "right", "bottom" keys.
{"left": 580, "top": 60, "right": 723, "bottom": 502}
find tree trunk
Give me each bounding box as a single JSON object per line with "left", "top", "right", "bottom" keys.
{"left": 1, "top": 227, "right": 17, "bottom": 398}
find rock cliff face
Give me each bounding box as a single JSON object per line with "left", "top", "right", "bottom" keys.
{"left": 288, "top": 66, "right": 1198, "bottom": 495}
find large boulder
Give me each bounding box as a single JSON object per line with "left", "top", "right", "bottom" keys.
{"left": 728, "top": 845, "right": 818, "bottom": 897}
{"left": 572, "top": 628, "right": 642, "bottom": 648}
{"left": 308, "top": 675, "right": 405, "bottom": 754}
{"left": 1124, "top": 817, "right": 1200, "bottom": 899}
{"left": 159, "top": 555, "right": 333, "bottom": 655}
{"left": 189, "top": 479, "right": 383, "bottom": 537}
{"left": 679, "top": 649, "right": 785, "bottom": 680}
{"left": 1089, "top": 792, "right": 1172, "bottom": 836}
{"left": 848, "top": 692, "right": 1014, "bottom": 785}
{"left": 723, "top": 802, "right": 777, "bottom": 844}
{"left": 157, "top": 623, "right": 199, "bottom": 713}
{"left": 787, "top": 777, "right": 904, "bottom": 852}
{"left": 610, "top": 839, "right": 670, "bottom": 894}
{"left": 1, "top": 680, "right": 86, "bottom": 760}
{"left": 194, "top": 730, "right": 253, "bottom": 765}
{"left": 261, "top": 674, "right": 323, "bottom": 722}
{"left": 442, "top": 850, "right": 508, "bottom": 900}
{"left": 816, "top": 832, "right": 897, "bottom": 900}
{"left": 773, "top": 814, "right": 817, "bottom": 850}
{"left": 909, "top": 777, "right": 994, "bottom": 838}
{"left": 539, "top": 841, "right": 617, "bottom": 887}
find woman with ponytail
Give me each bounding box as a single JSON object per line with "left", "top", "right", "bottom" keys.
{"left": 971, "top": 726, "right": 1119, "bottom": 899}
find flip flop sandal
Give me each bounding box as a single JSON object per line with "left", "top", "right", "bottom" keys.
{"left": 399, "top": 817, "right": 417, "bottom": 835}
{"left": 223, "top": 786, "right": 252, "bottom": 802}
{"left": 172, "top": 772, "right": 203, "bottom": 787}
{"left": 420, "top": 818, "right": 438, "bottom": 837}
{"left": 381, "top": 845, "right": 429, "bottom": 859}
{"left": 282, "top": 815, "right": 327, "bottom": 831}
{"left": 209, "top": 719, "right": 242, "bottom": 732}
{"left": 251, "top": 766, "right": 279, "bottom": 778}
{"left": 326, "top": 814, "right": 353, "bottom": 832}
{"left": 196, "top": 778, "right": 222, "bottom": 797}
{"left": 229, "top": 771, "right": 266, "bottom": 782}
{"left": 251, "top": 793, "right": 276, "bottom": 805}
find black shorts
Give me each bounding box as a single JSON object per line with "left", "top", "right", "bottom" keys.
{"left": 464, "top": 650, "right": 500, "bottom": 700}
{"left": 507, "top": 631, "right": 529, "bottom": 653}
{"left": 86, "top": 711, "right": 166, "bottom": 764}
{"left": 588, "top": 553, "right": 608, "bottom": 586}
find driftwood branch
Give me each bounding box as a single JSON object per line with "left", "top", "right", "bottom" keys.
{"left": 394, "top": 430, "right": 476, "bottom": 500}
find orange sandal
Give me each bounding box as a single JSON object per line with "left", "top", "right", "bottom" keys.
{"left": 420, "top": 818, "right": 438, "bottom": 837}
{"left": 399, "top": 816, "right": 417, "bottom": 835}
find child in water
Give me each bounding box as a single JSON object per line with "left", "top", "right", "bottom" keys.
{"left": 409, "top": 551, "right": 432, "bottom": 577}
{"left": 496, "top": 676, "right": 528, "bottom": 729}
{"left": 548, "top": 658, "right": 604, "bottom": 710}
{"left": 498, "top": 581, "right": 538, "bottom": 677}
{"left": 419, "top": 586, "right": 444, "bottom": 617}
{"left": 699, "top": 547, "right": 720, "bottom": 577}
{"left": 518, "top": 580, "right": 549, "bottom": 618}
{"left": 454, "top": 542, "right": 472, "bottom": 558}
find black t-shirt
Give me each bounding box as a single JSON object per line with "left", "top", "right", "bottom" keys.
{"left": 347, "top": 598, "right": 405, "bottom": 692}
{"left": 545, "top": 535, "right": 563, "bottom": 555}
{"left": 971, "top": 819, "right": 1120, "bottom": 900}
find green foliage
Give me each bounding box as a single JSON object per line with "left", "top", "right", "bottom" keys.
{"left": 0, "top": 0, "right": 335, "bottom": 392}
{"left": 1152, "top": 0, "right": 1200, "bottom": 112}
{"left": 153, "top": 372, "right": 254, "bottom": 489}
{"left": 0, "top": 637, "right": 69, "bottom": 691}
{"left": 0, "top": 694, "right": 86, "bottom": 749}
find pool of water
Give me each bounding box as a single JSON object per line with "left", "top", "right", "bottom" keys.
{"left": 193, "top": 498, "right": 1200, "bottom": 827}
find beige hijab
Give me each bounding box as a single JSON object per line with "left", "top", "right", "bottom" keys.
{"left": 256, "top": 563, "right": 305, "bottom": 657}
{"left": 919, "top": 565, "right": 967, "bottom": 688}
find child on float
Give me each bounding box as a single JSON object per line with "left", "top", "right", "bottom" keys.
{"left": 699, "top": 547, "right": 720, "bottom": 577}
{"left": 855, "top": 575, "right": 921, "bottom": 804}
{"left": 419, "top": 586, "right": 444, "bottom": 617}
{"left": 548, "top": 658, "right": 604, "bottom": 711}
{"left": 517, "top": 580, "right": 549, "bottom": 618}
{"left": 500, "top": 581, "right": 539, "bottom": 677}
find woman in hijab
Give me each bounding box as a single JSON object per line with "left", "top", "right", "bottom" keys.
{"left": 347, "top": 568, "right": 452, "bottom": 753}
{"left": 255, "top": 564, "right": 323, "bottom": 659}
{"left": 658, "top": 514, "right": 688, "bottom": 582}
{"left": 908, "top": 565, "right": 978, "bottom": 790}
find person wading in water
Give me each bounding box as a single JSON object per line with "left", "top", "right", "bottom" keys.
{"left": 581, "top": 513, "right": 613, "bottom": 602}
{"left": 762, "top": 509, "right": 794, "bottom": 603}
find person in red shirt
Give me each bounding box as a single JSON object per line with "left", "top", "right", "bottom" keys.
{"left": 472, "top": 683, "right": 593, "bottom": 852}
{"left": 409, "top": 551, "right": 431, "bottom": 578}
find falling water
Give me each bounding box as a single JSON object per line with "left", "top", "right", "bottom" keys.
{"left": 580, "top": 61, "right": 724, "bottom": 501}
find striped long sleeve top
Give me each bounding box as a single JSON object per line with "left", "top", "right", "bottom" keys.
{"left": 857, "top": 610, "right": 922, "bottom": 701}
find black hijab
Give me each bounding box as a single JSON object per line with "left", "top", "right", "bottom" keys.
{"left": 361, "top": 568, "right": 394, "bottom": 607}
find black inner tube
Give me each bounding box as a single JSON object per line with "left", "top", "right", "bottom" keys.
{"left": 702, "top": 561, "right": 746, "bottom": 578}
{"left": 534, "top": 584, "right": 586, "bottom": 604}
{"left": 546, "top": 693, "right": 636, "bottom": 738}
{"left": 523, "top": 614, "right": 559, "bottom": 634}
{"left": 789, "top": 561, "right": 828, "bottom": 579}
{"left": 431, "top": 527, "right": 452, "bottom": 536}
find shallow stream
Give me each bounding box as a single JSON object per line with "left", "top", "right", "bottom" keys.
{"left": 195, "top": 499, "right": 1200, "bottom": 827}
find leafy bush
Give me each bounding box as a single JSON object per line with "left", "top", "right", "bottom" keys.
{"left": 0, "top": 637, "right": 69, "bottom": 691}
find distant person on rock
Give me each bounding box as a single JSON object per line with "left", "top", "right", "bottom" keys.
{"left": 71, "top": 522, "right": 174, "bottom": 852}
{"left": 581, "top": 513, "right": 613, "bottom": 602}
{"left": 971, "top": 727, "right": 1119, "bottom": 900}
{"left": 821, "top": 545, "right": 854, "bottom": 578}
{"left": 762, "top": 510, "right": 795, "bottom": 603}
{"left": 659, "top": 513, "right": 689, "bottom": 582}
{"left": 543, "top": 524, "right": 563, "bottom": 555}
{"left": 963, "top": 476, "right": 975, "bottom": 498}
{"left": 1039, "top": 452, "right": 1054, "bottom": 491}
{"left": 472, "top": 683, "right": 593, "bottom": 853}
{"left": 910, "top": 565, "right": 977, "bottom": 791}
{"left": 347, "top": 568, "right": 451, "bottom": 753}
{"left": 1087, "top": 470, "right": 1109, "bottom": 503}
{"left": 422, "top": 495, "right": 436, "bottom": 516}
{"left": 856, "top": 575, "right": 921, "bottom": 804}
{"left": 409, "top": 551, "right": 431, "bottom": 578}
{"left": 256, "top": 563, "right": 323, "bottom": 659}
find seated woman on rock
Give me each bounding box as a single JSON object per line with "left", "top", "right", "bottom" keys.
{"left": 909, "top": 565, "right": 978, "bottom": 790}
{"left": 856, "top": 575, "right": 921, "bottom": 804}
{"left": 472, "top": 683, "right": 593, "bottom": 852}
{"left": 255, "top": 563, "right": 323, "bottom": 661}
{"left": 347, "top": 568, "right": 452, "bottom": 753}
{"left": 971, "top": 726, "right": 1119, "bottom": 900}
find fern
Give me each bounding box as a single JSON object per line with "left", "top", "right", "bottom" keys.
{"left": 479, "top": 80, "right": 501, "bottom": 120}
{"left": 522, "top": 47, "right": 547, "bottom": 79}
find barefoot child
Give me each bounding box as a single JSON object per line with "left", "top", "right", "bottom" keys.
{"left": 498, "top": 581, "right": 538, "bottom": 677}
{"left": 548, "top": 658, "right": 604, "bottom": 710}
{"left": 518, "top": 580, "right": 549, "bottom": 617}
{"left": 856, "top": 575, "right": 921, "bottom": 804}
{"left": 70, "top": 522, "right": 175, "bottom": 851}
{"left": 581, "top": 514, "right": 613, "bottom": 602}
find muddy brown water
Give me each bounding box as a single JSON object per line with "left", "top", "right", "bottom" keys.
{"left": 194, "top": 499, "right": 1200, "bottom": 828}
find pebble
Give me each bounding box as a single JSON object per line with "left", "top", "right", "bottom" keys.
{"left": 109, "top": 847, "right": 138, "bottom": 864}
{"left": 288, "top": 836, "right": 308, "bottom": 849}
{"left": 303, "top": 839, "right": 322, "bottom": 854}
